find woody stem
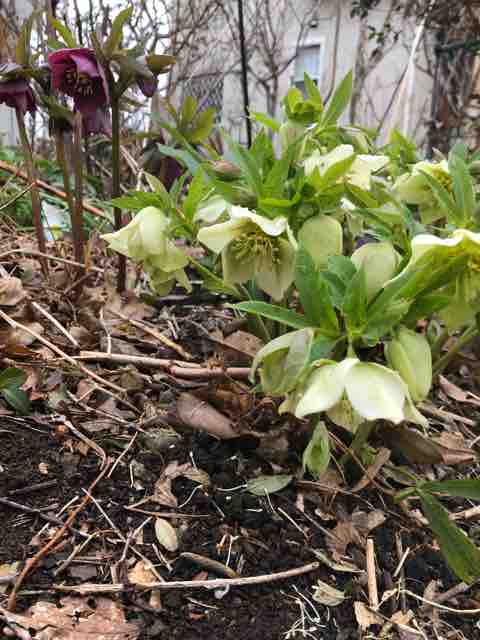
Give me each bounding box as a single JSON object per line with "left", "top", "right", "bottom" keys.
{"left": 111, "top": 95, "right": 126, "bottom": 292}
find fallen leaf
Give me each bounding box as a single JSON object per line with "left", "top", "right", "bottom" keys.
{"left": 327, "top": 510, "right": 386, "bottom": 559}
{"left": 176, "top": 392, "right": 237, "bottom": 439}
{"left": 212, "top": 329, "right": 263, "bottom": 364}
{"left": 312, "top": 550, "right": 362, "bottom": 573}
{"left": 0, "top": 561, "right": 19, "bottom": 594}
{"left": 154, "top": 518, "right": 178, "bottom": 552}
{"left": 0, "top": 596, "right": 139, "bottom": 639}
{"left": 0, "top": 322, "right": 44, "bottom": 348}
{"left": 352, "top": 447, "right": 390, "bottom": 492}
{"left": 128, "top": 560, "right": 156, "bottom": 586}
{"left": 312, "top": 580, "right": 345, "bottom": 606}
{"left": 354, "top": 601, "right": 383, "bottom": 629}
{"left": 68, "top": 564, "right": 98, "bottom": 580}
{"left": 0, "top": 277, "right": 25, "bottom": 306}
{"left": 439, "top": 375, "right": 480, "bottom": 407}
{"left": 432, "top": 432, "right": 476, "bottom": 465}
{"left": 246, "top": 474, "right": 293, "bottom": 496}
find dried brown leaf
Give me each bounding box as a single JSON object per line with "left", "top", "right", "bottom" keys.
{"left": 327, "top": 510, "right": 386, "bottom": 559}
{"left": 0, "top": 277, "right": 25, "bottom": 306}
{"left": 354, "top": 601, "right": 383, "bottom": 629}
{"left": 352, "top": 447, "right": 390, "bottom": 493}
{"left": 312, "top": 580, "right": 345, "bottom": 606}
{"left": 128, "top": 560, "right": 156, "bottom": 586}
{"left": 154, "top": 518, "right": 178, "bottom": 552}
{"left": 176, "top": 392, "right": 237, "bottom": 439}
{"left": 439, "top": 375, "right": 480, "bottom": 407}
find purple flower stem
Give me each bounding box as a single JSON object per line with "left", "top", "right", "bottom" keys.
{"left": 111, "top": 94, "right": 126, "bottom": 292}
{"left": 71, "top": 112, "right": 86, "bottom": 292}
{"left": 15, "top": 108, "right": 48, "bottom": 275}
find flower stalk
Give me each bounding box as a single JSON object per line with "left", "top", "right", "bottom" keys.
{"left": 71, "top": 112, "right": 85, "bottom": 289}
{"left": 111, "top": 95, "right": 126, "bottom": 292}
{"left": 432, "top": 324, "right": 478, "bottom": 376}
{"left": 15, "top": 108, "right": 48, "bottom": 275}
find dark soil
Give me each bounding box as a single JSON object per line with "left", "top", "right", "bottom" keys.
{"left": 1, "top": 421, "right": 479, "bottom": 640}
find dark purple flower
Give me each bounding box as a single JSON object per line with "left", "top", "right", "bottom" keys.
{"left": 136, "top": 74, "right": 158, "bottom": 98}
{"left": 81, "top": 107, "right": 111, "bottom": 137}
{"left": 0, "top": 77, "right": 36, "bottom": 114}
{"left": 48, "top": 48, "right": 109, "bottom": 115}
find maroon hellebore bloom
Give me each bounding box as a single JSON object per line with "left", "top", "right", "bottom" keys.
{"left": 0, "top": 77, "right": 36, "bottom": 114}
{"left": 48, "top": 48, "right": 109, "bottom": 115}
{"left": 136, "top": 74, "right": 158, "bottom": 98}
{"left": 82, "top": 107, "right": 111, "bottom": 137}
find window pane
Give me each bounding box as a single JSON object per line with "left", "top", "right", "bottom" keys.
{"left": 294, "top": 45, "right": 321, "bottom": 81}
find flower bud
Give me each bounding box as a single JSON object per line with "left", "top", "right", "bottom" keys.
{"left": 298, "top": 214, "right": 343, "bottom": 269}
{"left": 230, "top": 185, "right": 257, "bottom": 208}
{"left": 211, "top": 160, "right": 242, "bottom": 181}
{"left": 351, "top": 241, "right": 401, "bottom": 301}
{"left": 385, "top": 326, "right": 432, "bottom": 403}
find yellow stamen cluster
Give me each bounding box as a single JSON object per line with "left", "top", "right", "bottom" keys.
{"left": 431, "top": 166, "right": 453, "bottom": 193}
{"left": 64, "top": 68, "right": 94, "bottom": 96}
{"left": 231, "top": 230, "right": 281, "bottom": 263}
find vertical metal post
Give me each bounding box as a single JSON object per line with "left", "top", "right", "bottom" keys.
{"left": 237, "top": 0, "right": 252, "bottom": 147}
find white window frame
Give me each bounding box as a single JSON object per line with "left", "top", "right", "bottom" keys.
{"left": 293, "top": 40, "right": 325, "bottom": 94}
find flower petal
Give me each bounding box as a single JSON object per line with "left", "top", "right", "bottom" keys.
{"left": 229, "top": 206, "right": 288, "bottom": 237}
{"left": 255, "top": 238, "right": 295, "bottom": 300}
{"left": 345, "top": 362, "right": 406, "bottom": 423}
{"left": 295, "top": 358, "right": 358, "bottom": 418}
{"left": 197, "top": 218, "right": 246, "bottom": 253}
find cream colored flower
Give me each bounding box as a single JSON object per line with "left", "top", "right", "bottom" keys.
{"left": 197, "top": 206, "right": 295, "bottom": 300}
{"left": 394, "top": 159, "right": 451, "bottom": 222}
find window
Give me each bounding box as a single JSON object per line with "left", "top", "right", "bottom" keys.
{"left": 183, "top": 74, "right": 223, "bottom": 121}
{"left": 294, "top": 44, "right": 323, "bottom": 96}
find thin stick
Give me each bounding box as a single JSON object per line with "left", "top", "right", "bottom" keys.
{"left": 366, "top": 538, "right": 378, "bottom": 608}
{"left": 78, "top": 351, "right": 251, "bottom": 379}
{"left": 0, "top": 310, "right": 124, "bottom": 395}
{"left": 14, "top": 109, "right": 47, "bottom": 274}
{"left": 110, "top": 308, "right": 192, "bottom": 360}
{"left": 0, "top": 248, "right": 104, "bottom": 274}
{"left": 64, "top": 419, "right": 107, "bottom": 468}
{"left": 108, "top": 432, "right": 137, "bottom": 478}
{"left": 111, "top": 95, "right": 126, "bottom": 292}
{"left": 7, "top": 459, "right": 112, "bottom": 611}
{"left": 401, "top": 589, "right": 480, "bottom": 615}
{"left": 31, "top": 301, "right": 79, "bottom": 348}
{"left": 8, "top": 480, "right": 57, "bottom": 495}
{"left": 53, "top": 532, "right": 100, "bottom": 576}
{"left": 51, "top": 561, "right": 320, "bottom": 595}
{"left": 0, "top": 158, "right": 110, "bottom": 220}
{"left": 0, "top": 496, "right": 88, "bottom": 537}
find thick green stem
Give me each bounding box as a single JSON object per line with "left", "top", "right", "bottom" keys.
{"left": 55, "top": 131, "right": 75, "bottom": 217}
{"left": 340, "top": 420, "right": 376, "bottom": 466}
{"left": 15, "top": 109, "right": 47, "bottom": 275}
{"left": 433, "top": 324, "right": 477, "bottom": 376}
{"left": 111, "top": 96, "right": 126, "bottom": 292}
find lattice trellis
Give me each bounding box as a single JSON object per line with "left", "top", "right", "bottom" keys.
{"left": 184, "top": 74, "right": 224, "bottom": 120}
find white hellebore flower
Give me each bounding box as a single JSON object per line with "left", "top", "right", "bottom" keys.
{"left": 303, "top": 144, "right": 389, "bottom": 190}
{"left": 194, "top": 195, "right": 231, "bottom": 224}
{"left": 102, "top": 206, "right": 190, "bottom": 295}
{"left": 393, "top": 229, "right": 480, "bottom": 329}
{"left": 394, "top": 159, "right": 451, "bottom": 223}
{"left": 197, "top": 206, "right": 295, "bottom": 300}
{"left": 292, "top": 358, "right": 427, "bottom": 427}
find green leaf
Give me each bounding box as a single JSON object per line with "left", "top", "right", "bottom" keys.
{"left": 418, "top": 169, "right": 461, "bottom": 225}
{"left": 303, "top": 421, "right": 330, "bottom": 477}
{"left": 321, "top": 71, "right": 353, "bottom": 127}
{"left": 49, "top": 18, "right": 77, "bottom": 48}
{"left": 421, "top": 479, "right": 480, "bottom": 500}
{"left": 180, "top": 95, "right": 198, "bottom": 128}
{"left": 0, "top": 367, "right": 27, "bottom": 390}
{"left": 304, "top": 73, "right": 323, "bottom": 107}
{"left": 247, "top": 474, "right": 293, "bottom": 496}
{"left": 449, "top": 151, "right": 475, "bottom": 225}
{"left": 225, "top": 134, "right": 262, "bottom": 195}
{"left": 295, "top": 246, "right": 339, "bottom": 335}
{"left": 232, "top": 301, "right": 312, "bottom": 329}
{"left": 342, "top": 267, "right": 368, "bottom": 331}
{"left": 183, "top": 170, "right": 208, "bottom": 221}
{"left": 188, "top": 108, "right": 216, "bottom": 143}
{"left": 250, "top": 111, "right": 281, "bottom": 133}
{"left": 327, "top": 256, "right": 357, "bottom": 284}
{"left": 145, "top": 54, "right": 175, "bottom": 75}
{"left": 1, "top": 386, "right": 30, "bottom": 414}
{"left": 418, "top": 489, "right": 480, "bottom": 583}
{"left": 402, "top": 293, "right": 451, "bottom": 326}
{"left": 16, "top": 13, "right": 35, "bottom": 65}
{"left": 156, "top": 143, "right": 200, "bottom": 176}
{"left": 105, "top": 7, "right": 133, "bottom": 56}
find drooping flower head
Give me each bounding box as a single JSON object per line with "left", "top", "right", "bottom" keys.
{"left": 48, "top": 48, "right": 109, "bottom": 115}
{"left": 394, "top": 159, "right": 452, "bottom": 223}
{"left": 0, "top": 63, "right": 36, "bottom": 114}
{"left": 197, "top": 206, "right": 295, "bottom": 300}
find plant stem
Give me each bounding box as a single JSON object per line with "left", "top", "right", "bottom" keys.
{"left": 15, "top": 109, "right": 47, "bottom": 275}
{"left": 55, "top": 131, "right": 75, "bottom": 218}
{"left": 340, "top": 420, "right": 376, "bottom": 466}
{"left": 111, "top": 96, "right": 126, "bottom": 292}
{"left": 431, "top": 326, "right": 450, "bottom": 359}
{"left": 432, "top": 323, "right": 477, "bottom": 376}
{"left": 71, "top": 113, "right": 85, "bottom": 290}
